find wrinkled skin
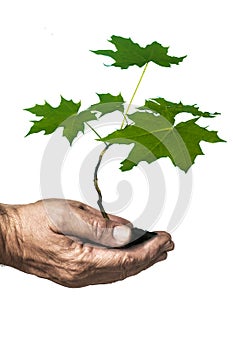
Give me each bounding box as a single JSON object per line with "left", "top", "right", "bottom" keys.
{"left": 0, "top": 199, "right": 174, "bottom": 288}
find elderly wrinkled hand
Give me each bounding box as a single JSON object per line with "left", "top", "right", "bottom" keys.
{"left": 0, "top": 199, "right": 174, "bottom": 288}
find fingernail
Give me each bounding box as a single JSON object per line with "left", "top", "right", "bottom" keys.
{"left": 113, "top": 225, "right": 131, "bottom": 244}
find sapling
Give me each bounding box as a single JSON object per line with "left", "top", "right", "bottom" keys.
{"left": 24, "top": 35, "right": 225, "bottom": 241}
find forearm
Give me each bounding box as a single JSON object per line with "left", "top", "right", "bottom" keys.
{"left": 0, "top": 204, "right": 8, "bottom": 264}
{"left": 0, "top": 203, "right": 20, "bottom": 266}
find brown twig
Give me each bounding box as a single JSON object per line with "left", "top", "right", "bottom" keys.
{"left": 94, "top": 144, "right": 111, "bottom": 220}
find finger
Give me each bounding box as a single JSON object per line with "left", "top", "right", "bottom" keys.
{"left": 115, "top": 232, "right": 173, "bottom": 271}
{"left": 71, "top": 236, "right": 172, "bottom": 287}
{"left": 62, "top": 203, "right": 133, "bottom": 248}
{"left": 67, "top": 201, "right": 105, "bottom": 218}
{"left": 123, "top": 231, "right": 172, "bottom": 256}
{"left": 87, "top": 245, "right": 170, "bottom": 286}
{"left": 159, "top": 238, "right": 175, "bottom": 253}
{"left": 156, "top": 251, "right": 168, "bottom": 263}
{"left": 107, "top": 213, "right": 133, "bottom": 228}
{"left": 156, "top": 230, "right": 172, "bottom": 240}
{"left": 68, "top": 200, "right": 133, "bottom": 228}
{"left": 150, "top": 251, "right": 168, "bottom": 265}
{"left": 90, "top": 231, "right": 173, "bottom": 269}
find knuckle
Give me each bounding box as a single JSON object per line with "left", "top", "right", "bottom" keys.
{"left": 163, "top": 239, "right": 175, "bottom": 252}
{"left": 161, "top": 252, "right": 168, "bottom": 261}
{"left": 157, "top": 231, "right": 172, "bottom": 239}
{"left": 55, "top": 248, "right": 91, "bottom": 286}
{"left": 169, "top": 241, "right": 175, "bottom": 251}
{"left": 121, "top": 252, "right": 135, "bottom": 267}
{"left": 56, "top": 264, "right": 83, "bottom": 286}
{"left": 119, "top": 253, "right": 136, "bottom": 279}
{"left": 143, "top": 251, "right": 155, "bottom": 265}
{"left": 90, "top": 218, "right": 106, "bottom": 241}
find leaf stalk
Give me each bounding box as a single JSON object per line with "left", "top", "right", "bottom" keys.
{"left": 120, "top": 62, "right": 149, "bottom": 129}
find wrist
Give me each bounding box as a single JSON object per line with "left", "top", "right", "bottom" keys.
{"left": 0, "top": 203, "right": 21, "bottom": 266}
{"left": 0, "top": 204, "right": 8, "bottom": 264}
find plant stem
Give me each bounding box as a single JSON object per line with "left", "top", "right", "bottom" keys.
{"left": 91, "top": 63, "right": 149, "bottom": 219}
{"left": 85, "top": 121, "right": 108, "bottom": 145}
{"left": 94, "top": 144, "right": 111, "bottom": 220}
{"left": 120, "top": 62, "right": 149, "bottom": 129}
{"left": 85, "top": 122, "right": 110, "bottom": 217}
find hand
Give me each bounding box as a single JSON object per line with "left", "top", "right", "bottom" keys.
{"left": 0, "top": 199, "right": 174, "bottom": 288}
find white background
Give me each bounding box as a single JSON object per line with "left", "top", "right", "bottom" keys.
{"left": 0, "top": 0, "right": 232, "bottom": 349}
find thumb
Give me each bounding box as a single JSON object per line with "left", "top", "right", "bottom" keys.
{"left": 58, "top": 201, "right": 133, "bottom": 248}
{"left": 68, "top": 214, "right": 133, "bottom": 248}
{"left": 111, "top": 224, "right": 133, "bottom": 247}
{"left": 88, "top": 218, "right": 133, "bottom": 248}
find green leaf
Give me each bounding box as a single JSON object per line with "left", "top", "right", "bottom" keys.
{"left": 91, "top": 35, "right": 186, "bottom": 69}
{"left": 141, "top": 97, "right": 220, "bottom": 124}
{"left": 25, "top": 97, "right": 82, "bottom": 136}
{"left": 97, "top": 93, "right": 124, "bottom": 103}
{"left": 25, "top": 97, "right": 96, "bottom": 145}
{"left": 25, "top": 93, "right": 125, "bottom": 144}
{"left": 61, "top": 109, "right": 96, "bottom": 144}
{"left": 90, "top": 92, "right": 124, "bottom": 115}
{"left": 99, "top": 111, "right": 225, "bottom": 172}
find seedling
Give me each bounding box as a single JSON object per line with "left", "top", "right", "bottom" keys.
{"left": 25, "top": 35, "right": 225, "bottom": 223}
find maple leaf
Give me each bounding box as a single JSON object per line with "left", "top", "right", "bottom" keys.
{"left": 90, "top": 92, "right": 124, "bottom": 115}
{"left": 25, "top": 97, "right": 90, "bottom": 144}
{"left": 25, "top": 97, "right": 82, "bottom": 136}
{"left": 141, "top": 97, "right": 220, "bottom": 124}
{"left": 25, "top": 93, "right": 125, "bottom": 144}
{"left": 91, "top": 35, "right": 186, "bottom": 69}
{"left": 99, "top": 111, "right": 225, "bottom": 172}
